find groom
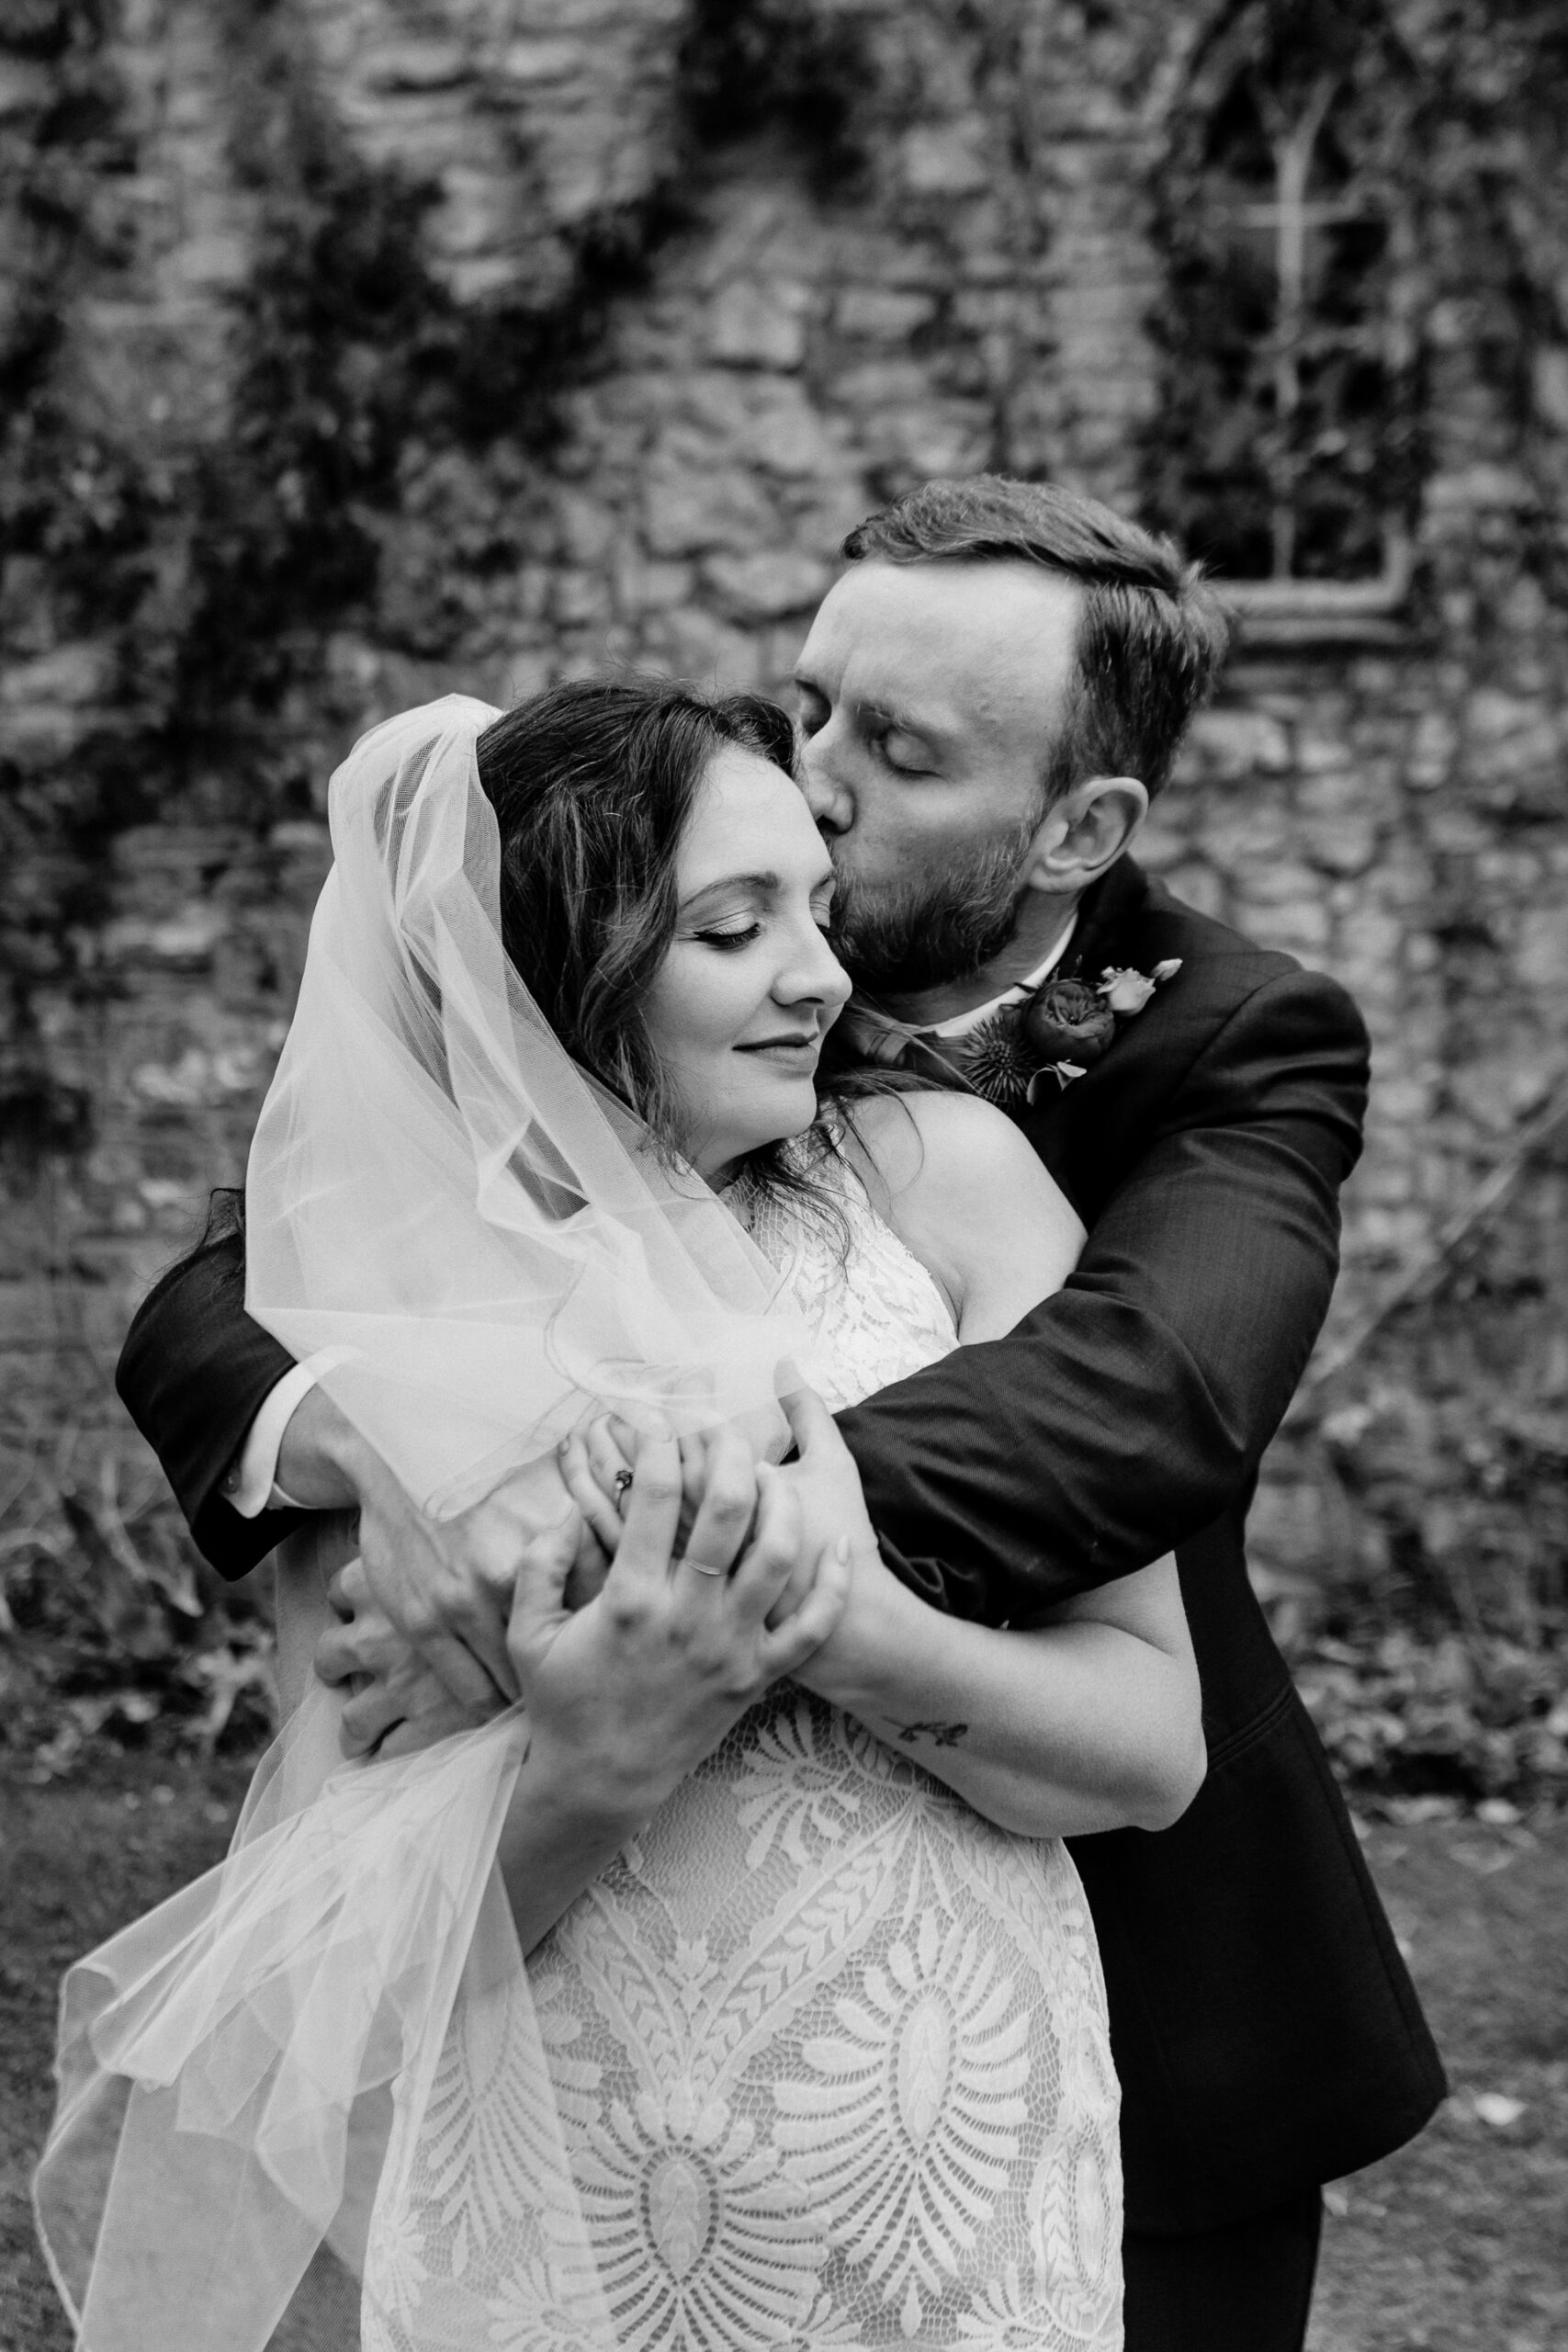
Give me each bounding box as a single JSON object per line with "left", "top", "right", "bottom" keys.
{"left": 116, "top": 475, "right": 1443, "bottom": 2350}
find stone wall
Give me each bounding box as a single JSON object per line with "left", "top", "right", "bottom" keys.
{"left": 3, "top": 0, "right": 1565, "bottom": 1602}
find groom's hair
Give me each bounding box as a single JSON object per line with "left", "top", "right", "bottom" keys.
{"left": 842, "top": 476, "right": 1231, "bottom": 801}
{"left": 477, "top": 676, "right": 798, "bottom": 1145}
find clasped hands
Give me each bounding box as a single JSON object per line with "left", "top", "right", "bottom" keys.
{"left": 312, "top": 1390, "right": 889, "bottom": 1768}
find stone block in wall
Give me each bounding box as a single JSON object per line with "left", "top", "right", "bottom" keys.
{"left": 1295, "top": 762, "right": 1398, "bottom": 823}
{"left": 643, "top": 468, "right": 778, "bottom": 560}
{"left": 98, "top": 907, "right": 230, "bottom": 972}
{"left": 884, "top": 404, "right": 994, "bottom": 482}
{"left": 129, "top": 1044, "right": 265, "bottom": 1110}
{"left": 642, "top": 607, "right": 761, "bottom": 692}
{"left": 1464, "top": 701, "right": 1562, "bottom": 783}
{"left": 1197, "top": 798, "right": 1295, "bottom": 869}
{"left": 1426, "top": 463, "right": 1536, "bottom": 518}
{"left": 705, "top": 281, "right": 810, "bottom": 372}
{"left": 834, "top": 287, "right": 939, "bottom": 339}
{"left": 1246, "top": 1475, "right": 1333, "bottom": 1579}
{"left": 0, "top": 56, "right": 53, "bottom": 119}
{"left": 1512, "top": 909, "right": 1568, "bottom": 992}
{"left": 1234, "top": 898, "right": 1333, "bottom": 959}
{"left": 359, "top": 36, "right": 471, "bottom": 92}
{"left": 700, "top": 550, "right": 832, "bottom": 623}
{"left": 0, "top": 641, "right": 119, "bottom": 754}
{"left": 897, "top": 124, "right": 992, "bottom": 198}
{"left": 612, "top": 550, "right": 694, "bottom": 616}
{"left": 1157, "top": 862, "right": 1225, "bottom": 920}
{"left": 1532, "top": 346, "right": 1568, "bottom": 432}
{"left": 1182, "top": 708, "right": 1293, "bottom": 779}
{"left": 518, "top": 0, "right": 683, "bottom": 30}
{"left": 671, "top": 376, "right": 853, "bottom": 488}
{"left": 1369, "top": 1074, "right": 1438, "bottom": 1131}
{"left": 166, "top": 231, "right": 250, "bottom": 294}
{"left": 827, "top": 358, "right": 931, "bottom": 411}
{"left": 498, "top": 38, "right": 592, "bottom": 88}
{"left": 1299, "top": 809, "right": 1381, "bottom": 878}
{"left": 553, "top": 489, "right": 619, "bottom": 567}
{"left": 1128, "top": 820, "right": 1184, "bottom": 872}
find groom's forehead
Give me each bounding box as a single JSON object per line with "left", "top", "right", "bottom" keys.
{"left": 800, "top": 560, "right": 1079, "bottom": 729}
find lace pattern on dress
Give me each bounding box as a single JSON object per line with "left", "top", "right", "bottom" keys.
{"left": 366, "top": 1151, "right": 1122, "bottom": 2350}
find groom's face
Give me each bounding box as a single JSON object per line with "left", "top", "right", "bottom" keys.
{"left": 793, "top": 557, "right": 1081, "bottom": 992}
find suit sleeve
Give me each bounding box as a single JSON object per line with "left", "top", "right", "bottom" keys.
{"left": 836, "top": 967, "right": 1370, "bottom": 1625}
{"left": 115, "top": 1206, "right": 309, "bottom": 1579}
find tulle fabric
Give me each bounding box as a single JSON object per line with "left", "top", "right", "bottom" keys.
{"left": 34, "top": 696, "right": 825, "bottom": 2349}
{"left": 34, "top": 1684, "right": 622, "bottom": 2351}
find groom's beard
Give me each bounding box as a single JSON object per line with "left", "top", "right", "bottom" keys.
{"left": 830, "top": 820, "right": 1036, "bottom": 997}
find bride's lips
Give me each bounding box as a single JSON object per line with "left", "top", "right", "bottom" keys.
{"left": 735, "top": 1034, "right": 821, "bottom": 1072}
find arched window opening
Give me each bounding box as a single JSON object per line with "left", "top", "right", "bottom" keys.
{"left": 1148, "top": 3, "right": 1422, "bottom": 595}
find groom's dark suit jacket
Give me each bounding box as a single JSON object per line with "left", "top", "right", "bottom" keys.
{"left": 116, "top": 854, "right": 1444, "bottom": 2237}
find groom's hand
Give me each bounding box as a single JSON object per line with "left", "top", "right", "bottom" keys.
{"left": 348, "top": 1452, "right": 531, "bottom": 1713}
{"left": 292, "top": 1395, "right": 581, "bottom": 1744}
{"left": 766, "top": 1389, "right": 912, "bottom": 1709}
{"left": 319, "top": 1497, "right": 611, "bottom": 1755}
{"left": 315, "top": 1556, "right": 496, "bottom": 1754}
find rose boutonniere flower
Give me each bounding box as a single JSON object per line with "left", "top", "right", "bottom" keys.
{"left": 951, "top": 957, "right": 1183, "bottom": 1107}
{"left": 1019, "top": 977, "right": 1117, "bottom": 1069}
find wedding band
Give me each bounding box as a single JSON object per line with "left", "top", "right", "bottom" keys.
{"left": 682, "top": 1558, "right": 728, "bottom": 1577}
{"left": 613, "top": 1468, "right": 634, "bottom": 1498}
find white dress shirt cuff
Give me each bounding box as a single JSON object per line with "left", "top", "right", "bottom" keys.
{"left": 224, "top": 1363, "right": 320, "bottom": 1517}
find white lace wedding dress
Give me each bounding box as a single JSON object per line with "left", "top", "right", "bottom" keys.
{"left": 363, "top": 1159, "right": 1122, "bottom": 2351}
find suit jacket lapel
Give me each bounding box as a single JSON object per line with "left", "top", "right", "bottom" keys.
{"left": 1018, "top": 859, "right": 1152, "bottom": 1189}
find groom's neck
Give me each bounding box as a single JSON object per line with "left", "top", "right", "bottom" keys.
{"left": 874, "top": 890, "right": 1081, "bottom": 1028}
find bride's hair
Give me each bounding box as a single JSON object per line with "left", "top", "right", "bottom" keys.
{"left": 476, "top": 676, "right": 838, "bottom": 1189}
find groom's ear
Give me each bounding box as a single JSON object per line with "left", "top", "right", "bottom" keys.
{"left": 1019, "top": 774, "right": 1148, "bottom": 899}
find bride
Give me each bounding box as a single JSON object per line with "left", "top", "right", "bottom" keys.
{"left": 36, "top": 683, "right": 1203, "bottom": 2352}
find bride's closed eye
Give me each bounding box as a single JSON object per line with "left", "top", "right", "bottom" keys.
{"left": 692, "top": 922, "right": 836, "bottom": 951}
{"left": 692, "top": 923, "right": 763, "bottom": 950}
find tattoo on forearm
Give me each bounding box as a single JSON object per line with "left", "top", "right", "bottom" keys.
{"left": 893, "top": 1720, "right": 969, "bottom": 1748}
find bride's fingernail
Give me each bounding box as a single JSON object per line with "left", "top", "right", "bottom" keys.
{"left": 835, "top": 1535, "right": 851, "bottom": 1562}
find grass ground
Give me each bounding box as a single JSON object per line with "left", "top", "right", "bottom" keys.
{"left": 2, "top": 1756, "right": 1563, "bottom": 2352}
{"left": 1305, "top": 1815, "right": 1568, "bottom": 2352}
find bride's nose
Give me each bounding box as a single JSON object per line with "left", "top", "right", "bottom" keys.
{"left": 773, "top": 922, "right": 852, "bottom": 1014}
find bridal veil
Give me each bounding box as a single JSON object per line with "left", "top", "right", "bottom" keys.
{"left": 35, "top": 697, "right": 819, "bottom": 2350}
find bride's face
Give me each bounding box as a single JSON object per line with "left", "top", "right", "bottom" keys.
{"left": 643, "top": 743, "right": 852, "bottom": 1184}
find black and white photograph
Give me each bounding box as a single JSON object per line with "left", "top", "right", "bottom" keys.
{"left": 2, "top": 4, "right": 1564, "bottom": 2348}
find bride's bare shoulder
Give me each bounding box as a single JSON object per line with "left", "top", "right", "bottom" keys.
{"left": 834, "top": 1089, "right": 1085, "bottom": 1337}
{"left": 838, "top": 1086, "right": 1034, "bottom": 1201}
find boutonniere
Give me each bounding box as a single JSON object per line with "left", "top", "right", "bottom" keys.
{"left": 956, "top": 958, "right": 1183, "bottom": 1108}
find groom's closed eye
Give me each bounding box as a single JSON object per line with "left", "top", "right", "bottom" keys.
{"left": 876, "top": 727, "right": 936, "bottom": 777}
{"left": 794, "top": 684, "right": 829, "bottom": 736}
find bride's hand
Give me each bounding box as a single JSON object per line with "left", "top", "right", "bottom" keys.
{"left": 557, "top": 1417, "right": 707, "bottom": 1565}
{"left": 559, "top": 1402, "right": 858, "bottom": 1631}
{"left": 509, "top": 1429, "right": 851, "bottom": 1810}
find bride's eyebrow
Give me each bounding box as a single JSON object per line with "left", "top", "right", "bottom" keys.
{"left": 679, "top": 871, "right": 782, "bottom": 914}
